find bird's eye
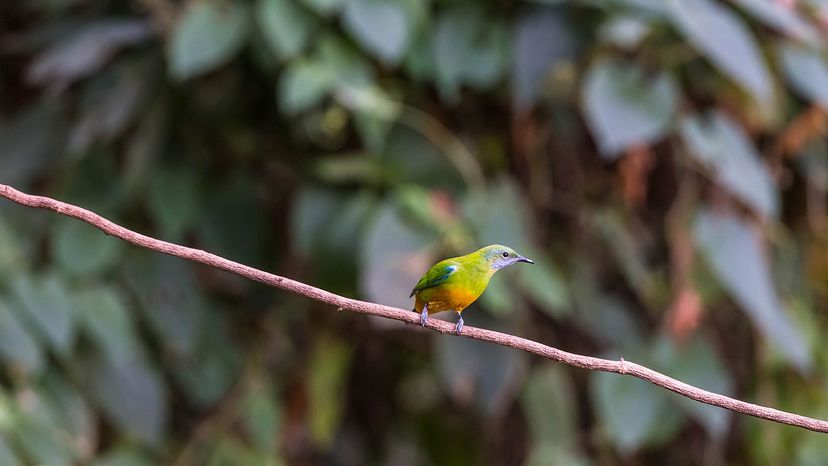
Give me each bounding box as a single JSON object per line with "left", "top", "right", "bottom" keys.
{"left": 502, "top": 252, "right": 509, "bottom": 258}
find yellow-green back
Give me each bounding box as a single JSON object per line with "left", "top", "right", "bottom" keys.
{"left": 410, "top": 245, "right": 533, "bottom": 314}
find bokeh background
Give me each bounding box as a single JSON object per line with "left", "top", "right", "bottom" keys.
{"left": 2, "top": 0, "right": 828, "bottom": 464}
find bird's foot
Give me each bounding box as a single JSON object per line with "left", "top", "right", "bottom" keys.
{"left": 420, "top": 307, "right": 428, "bottom": 327}
{"left": 454, "top": 314, "right": 464, "bottom": 334}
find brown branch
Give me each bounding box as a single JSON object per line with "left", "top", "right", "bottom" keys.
{"left": 1, "top": 183, "right": 827, "bottom": 434}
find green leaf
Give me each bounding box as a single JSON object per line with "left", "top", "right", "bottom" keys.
{"left": 242, "top": 381, "right": 281, "bottom": 451}
{"left": 598, "top": 15, "right": 651, "bottom": 49}
{"left": 512, "top": 9, "right": 578, "bottom": 109}
{"left": 292, "top": 186, "right": 375, "bottom": 292}
{"left": 317, "top": 35, "right": 375, "bottom": 88}
{"left": 478, "top": 274, "right": 517, "bottom": 316}
{"left": 0, "top": 434, "right": 22, "bottom": 466}
{"left": 0, "top": 217, "right": 24, "bottom": 280}
{"left": 75, "top": 287, "right": 140, "bottom": 364}
{"left": 463, "top": 178, "right": 532, "bottom": 251}
{"left": 573, "top": 292, "right": 645, "bottom": 348}
{"left": 207, "top": 438, "right": 279, "bottom": 466}
{"left": 42, "top": 374, "right": 97, "bottom": 461}
{"left": 0, "top": 299, "right": 44, "bottom": 375}
{"left": 147, "top": 165, "right": 201, "bottom": 241}
{"left": 125, "top": 256, "right": 206, "bottom": 357}
{"left": 25, "top": 20, "right": 153, "bottom": 86}
{"left": 777, "top": 41, "right": 828, "bottom": 108}
{"left": 653, "top": 336, "right": 733, "bottom": 439}
{"left": 91, "top": 447, "right": 156, "bottom": 466}
{"left": 521, "top": 364, "right": 578, "bottom": 448}
{"left": 360, "top": 198, "right": 435, "bottom": 310}
{"left": 311, "top": 152, "right": 384, "bottom": 184}
{"left": 582, "top": 58, "right": 678, "bottom": 158}
{"left": 666, "top": 0, "right": 772, "bottom": 104}
{"left": 381, "top": 127, "right": 464, "bottom": 188}
{"left": 53, "top": 218, "right": 123, "bottom": 276}
{"left": 291, "top": 186, "right": 345, "bottom": 256}
{"left": 168, "top": 1, "right": 250, "bottom": 80}
{"left": 256, "top": 0, "right": 315, "bottom": 59}
{"left": 680, "top": 111, "right": 778, "bottom": 219}
{"left": 434, "top": 8, "right": 508, "bottom": 102}
{"left": 590, "top": 360, "right": 685, "bottom": 453}
{"left": 732, "top": 0, "right": 820, "bottom": 45}
{"left": 0, "top": 101, "right": 64, "bottom": 187}
{"left": 196, "top": 173, "right": 271, "bottom": 268}
{"left": 67, "top": 60, "right": 153, "bottom": 155}
{"left": 524, "top": 444, "right": 589, "bottom": 466}
{"left": 796, "top": 431, "right": 828, "bottom": 466}
{"left": 695, "top": 209, "right": 811, "bottom": 372}
{"left": 308, "top": 336, "right": 352, "bottom": 448}
{"left": 343, "top": 0, "right": 410, "bottom": 64}
{"left": 302, "top": 0, "right": 343, "bottom": 16}
{"left": 277, "top": 59, "right": 335, "bottom": 115}
{"left": 515, "top": 251, "right": 570, "bottom": 317}
{"left": 12, "top": 390, "right": 74, "bottom": 466}
{"left": 462, "top": 179, "right": 539, "bottom": 316}
{"left": 11, "top": 274, "right": 75, "bottom": 354}
{"left": 437, "top": 322, "right": 528, "bottom": 415}
{"left": 173, "top": 312, "right": 243, "bottom": 407}
{"left": 86, "top": 353, "right": 168, "bottom": 446}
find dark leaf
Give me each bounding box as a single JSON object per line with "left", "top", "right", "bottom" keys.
{"left": 590, "top": 354, "right": 685, "bottom": 452}
{"left": 434, "top": 8, "right": 507, "bottom": 101}
{"left": 732, "top": 0, "right": 820, "bottom": 45}
{"left": 695, "top": 209, "right": 811, "bottom": 371}
{"left": 667, "top": 0, "right": 772, "bottom": 104}
{"left": 343, "top": 0, "right": 410, "bottom": 64}
{"left": 437, "top": 319, "right": 528, "bottom": 416}
{"left": 680, "top": 111, "right": 778, "bottom": 219}
{"left": 26, "top": 19, "right": 152, "bottom": 87}
{"left": 777, "top": 41, "right": 828, "bottom": 108}
{"left": 511, "top": 8, "right": 578, "bottom": 109}
{"left": 168, "top": 1, "right": 250, "bottom": 80}
{"left": 308, "top": 336, "right": 352, "bottom": 448}
{"left": 277, "top": 59, "right": 335, "bottom": 115}
{"left": 582, "top": 58, "right": 677, "bottom": 157}
{"left": 0, "top": 435, "right": 22, "bottom": 466}
{"left": 653, "top": 335, "right": 733, "bottom": 438}
{"left": 360, "top": 198, "right": 434, "bottom": 310}
{"left": 0, "top": 299, "right": 44, "bottom": 375}
{"left": 11, "top": 273, "right": 75, "bottom": 354}
{"left": 257, "top": 0, "right": 315, "bottom": 60}
{"left": 74, "top": 286, "right": 140, "bottom": 364}
{"left": 53, "top": 218, "right": 123, "bottom": 276}
{"left": 86, "top": 352, "right": 168, "bottom": 446}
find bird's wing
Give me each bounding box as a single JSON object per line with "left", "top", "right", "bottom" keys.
{"left": 410, "top": 262, "right": 459, "bottom": 297}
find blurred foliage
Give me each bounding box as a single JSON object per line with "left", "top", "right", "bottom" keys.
{"left": 3, "top": 0, "right": 828, "bottom": 464}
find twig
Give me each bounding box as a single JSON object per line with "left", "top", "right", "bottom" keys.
{"left": 1, "top": 183, "right": 827, "bottom": 433}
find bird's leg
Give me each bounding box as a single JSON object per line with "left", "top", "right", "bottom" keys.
{"left": 420, "top": 304, "right": 429, "bottom": 327}
{"left": 454, "top": 312, "right": 464, "bottom": 334}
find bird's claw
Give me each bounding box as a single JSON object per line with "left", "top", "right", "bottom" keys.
{"left": 454, "top": 314, "right": 464, "bottom": 334}
{"left": 420, "top": 307, "right": 428, "bottom": 327}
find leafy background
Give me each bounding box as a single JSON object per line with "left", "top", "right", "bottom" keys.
{"left": 2, "top": 0, "right": 828, "bottom": 464}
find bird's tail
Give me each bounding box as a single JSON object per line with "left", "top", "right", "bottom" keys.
{"left": 412, "top": 297, "right": 425, "bottom": 313}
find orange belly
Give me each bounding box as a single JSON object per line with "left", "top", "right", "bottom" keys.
{"left": 414, "top": 285, "right": 480, "bottom": 314}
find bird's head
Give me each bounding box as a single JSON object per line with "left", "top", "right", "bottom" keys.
{"left": 479, "top": 244, "right": 534, "bottom": 270}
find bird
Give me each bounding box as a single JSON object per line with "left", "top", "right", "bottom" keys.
{"left": 410, "top": 244, "right": 534, "bottom": 334}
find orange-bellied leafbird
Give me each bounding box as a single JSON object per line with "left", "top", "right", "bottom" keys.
{"left": 410, "top": 244, "right": 534, "bottom": 334}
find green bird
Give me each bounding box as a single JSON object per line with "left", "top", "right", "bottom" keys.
{"left": 410, "top": 244, "right": 534, "bottom": 334}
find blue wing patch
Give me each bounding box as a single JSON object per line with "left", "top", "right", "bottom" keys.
{"left": 410, "top": 264, "right": 458, "bottom": 297}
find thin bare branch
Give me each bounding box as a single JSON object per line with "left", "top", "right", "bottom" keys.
{"left": 1, "top": 183, "right": 826, "bottom": 433}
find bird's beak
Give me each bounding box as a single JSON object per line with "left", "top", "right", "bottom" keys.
{"left": 517, "top": 256, "right": 534, "bottom": 264}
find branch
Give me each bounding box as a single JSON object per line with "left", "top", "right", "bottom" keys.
{"left": 1, "top": 183, "right": 826, "bottom": 434}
